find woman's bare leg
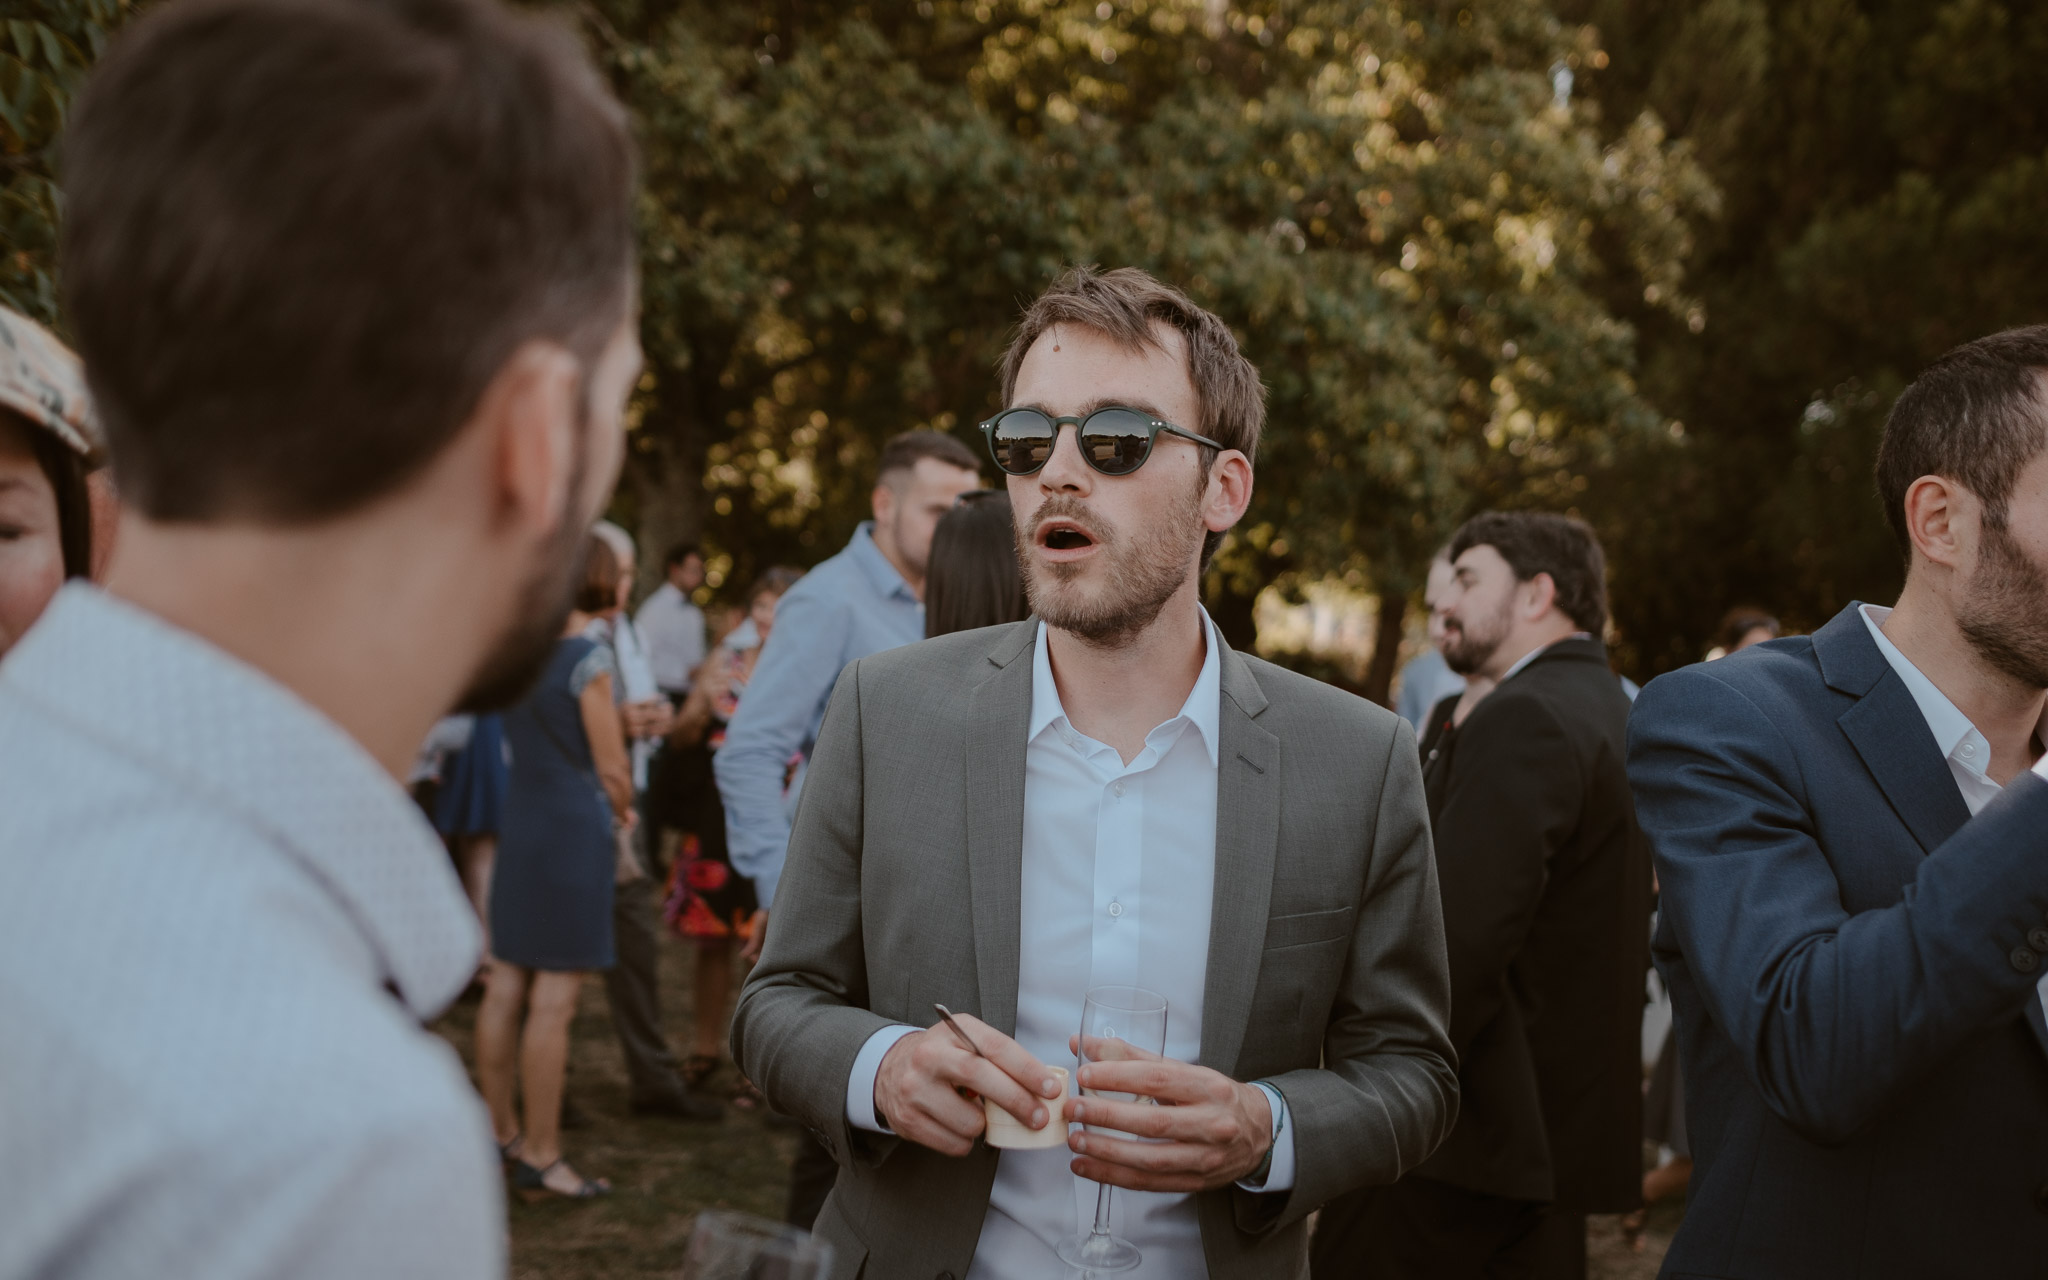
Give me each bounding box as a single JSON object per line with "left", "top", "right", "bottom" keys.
{"left": 474, "top": 958, "right": 529, "bottom": 1146}
{"left": 519, "top": 969, "right": 585, "bottom": 1173}
{"left": 457, "top": 834, "right": 497, "bottom": 953}
{"left": 693, "top": 941, "right": 732, "bottom": 1059}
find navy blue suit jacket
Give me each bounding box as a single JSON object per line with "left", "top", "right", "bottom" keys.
{"left": 1627, "top": 604, "right": 2048, "bottom": 1279}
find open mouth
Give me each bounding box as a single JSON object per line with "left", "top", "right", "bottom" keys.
{"left": 1035, "top": 516, "right": 1099, "bottom": 554}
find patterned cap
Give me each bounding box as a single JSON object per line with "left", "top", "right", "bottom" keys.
{"left": 0, "top": 306, "right": 99, "bottom": 460}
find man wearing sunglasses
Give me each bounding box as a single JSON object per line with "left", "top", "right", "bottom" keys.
{"left": 734, "top": 266, "right": 1456, "bottom": 1279}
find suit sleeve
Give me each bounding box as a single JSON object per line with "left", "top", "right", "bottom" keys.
{"left": 1241, "top": 715, "right": 1458, "bottom": 1234}
{"left": 1429, "top": 691, "right": 1585, "bottom": 1058}
{"left": 1628, "top": 664, "right": 2048, "bottom": 1144}
{"left": 730, "top": 660, "right": 901, "bottom": 1170}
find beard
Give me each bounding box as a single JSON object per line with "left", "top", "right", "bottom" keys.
{"left": 1439, "top": 597, "right": 1514, "bottom": 676}
{"left": 452, "top": 446, "right": 597, "bottom": 713}
{"left": 1957, "top": 522, "right": 2048, "bottom": 689}
{"left": 1016, "top": 481, "right": 1205, "bottom": 650}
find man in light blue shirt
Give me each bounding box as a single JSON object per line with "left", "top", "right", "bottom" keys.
{"left": 715, "top": 428, "right": 979, "bottom": 1227}
{"left": 715, "top": 430, "right": 982, "bottom": 915}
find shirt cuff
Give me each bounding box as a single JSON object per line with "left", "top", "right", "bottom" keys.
{"left": 846, "top": 1024, "right": 920, "bottom": 1134}
{"left": 1236, "top": 1082, "right": 1296, "bottom": 1193}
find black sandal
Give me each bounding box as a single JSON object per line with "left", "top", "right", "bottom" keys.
{"left": 511, "top": 1157, "right": 611, "bottom": 1203}
{"left": 497, "top": 1134, "right": 524, "bottom": 1168}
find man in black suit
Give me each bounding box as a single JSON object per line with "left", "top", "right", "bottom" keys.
{"left": 1313, "top": 512, "right": 1648, "bottom": 1280}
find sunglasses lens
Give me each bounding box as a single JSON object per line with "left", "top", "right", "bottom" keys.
{"left": 990, "top": 410, "right": 1056, "bottom": 474}
{"left": 1079, "top": 408, "right": 1154, "bottom": 476}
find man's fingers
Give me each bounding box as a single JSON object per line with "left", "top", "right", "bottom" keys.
{"left": 1076, "top": 1056, "right": 1219, "bottom": 1104}
{"left": 1066, "top": 1095, "right": 1217, "bottom": 1142}
{"left": 1068, "top": 1130, "right": 1227, "bottom": 1177}
{"left": 951, "top": 1012, "right": 1064, "bottom": 1101}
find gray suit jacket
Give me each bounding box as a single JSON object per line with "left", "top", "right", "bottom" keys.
{"left": 732, "top": 620, "right": 1457, "bottom": 1280}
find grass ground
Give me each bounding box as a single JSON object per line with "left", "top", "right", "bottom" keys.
{"left": 433, "top": 931, "right": 1680, "bottom": 1277}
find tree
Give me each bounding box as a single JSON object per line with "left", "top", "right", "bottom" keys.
{"left": 585, "top": 1, "right": 1710, "bottom": 706}
{"left": 1, "top": 0, "right": 133, "bottom": 327}
{"left": 1558, "top": 0, "right": 2048, "bottom": 673}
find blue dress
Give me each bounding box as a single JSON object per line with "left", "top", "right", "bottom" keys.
{"left": 489, "top": 637, "right": 617, "bottom": 971}
{"left": 432, "top": 713, "right": 507, "bottom": 838}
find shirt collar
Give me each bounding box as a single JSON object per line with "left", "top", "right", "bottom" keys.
{"left": 1026, "top": 611, "right": 1223, "bottom": 768}
{"left": 1857, "top": 603, "right": 1990, "bottom": 778}
{"left": 2, "top": 584, "right": 481, "bottom": 1018}
{"left": 1499, "top": 632, "right": 1595, "bottom": 685}
{"left": 846, "top": 521, "right": 920, "bottom": 606}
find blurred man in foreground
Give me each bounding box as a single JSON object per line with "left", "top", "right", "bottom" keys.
{"left": 1629, "top": 327, "right": 2048, "bottom": 1277}
{"left": 0, "top": 0, "right": 639, "bottom": 1274}
{"left": 1317, "top": 512, "right": 1648, "bottom": 1280}
{"left": 734, "top": 266, "right": 1455, "bottom": 1279}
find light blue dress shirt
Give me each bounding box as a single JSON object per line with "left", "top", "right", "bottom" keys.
{"left": 714, "top": 521, "right": 924, "bottom": 908}
{"left": 0, "top": 586, "right": 500, "bottom": 1280}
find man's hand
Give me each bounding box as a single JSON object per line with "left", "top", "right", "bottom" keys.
{"left": 739, "top": 909, "right": 768, "bottom": 964}
{"left": 1064, "top": 1049, "right": 1273, "bottom": 1193}
{"left": 624, "top": 699, "right": 673, "bottom": 740}
{"left": 874, "top": 1013, "right": 1065, "bottom": 1158}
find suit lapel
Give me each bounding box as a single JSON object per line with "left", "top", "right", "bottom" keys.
{"left": 1813, "top": 606, "right": 1972, "bottom": 856}
{"left": 965, "top": 622, "right": 1035, "bottom": 1036}
{"left": 1200, "top": 644, "right": 1281, "bottom": 1076}
{"left": 1837, "top": 677, "right": 1972, "bottom": 855}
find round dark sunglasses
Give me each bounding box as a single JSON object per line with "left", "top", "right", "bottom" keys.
{"left": 978, "top": 405, "right": 1227, "bottom": 477}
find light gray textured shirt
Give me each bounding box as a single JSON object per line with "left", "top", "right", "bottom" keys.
{"left": 0, "top": 585, "right": 502, "bottom": 1280}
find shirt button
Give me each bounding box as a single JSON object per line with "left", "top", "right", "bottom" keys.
{"left": 1960, "top": 742, "right": 1977, "bottom": 759}
{"left": 1112, "top": 780, "right": 1126, "bottom": 798}
{"left": 1108, "top": 900, "right": 1124, "bottom": 919}
{"left": 2014, "top": 947, "right": 2040, "bottom": 974}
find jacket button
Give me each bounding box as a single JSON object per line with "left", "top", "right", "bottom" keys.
{"left": 2036, "top": 1184, "right": 2048, "bottom": 1216}
{"left": 2030, "top": 929, "right": 2048, "bottom": 954}
{"left": 2014, "top": 947, "right": 2040, "bottom": 974}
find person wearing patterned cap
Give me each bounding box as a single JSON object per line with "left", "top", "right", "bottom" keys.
{"left": 0, "top": 303, "right": 102, "bottom": 657}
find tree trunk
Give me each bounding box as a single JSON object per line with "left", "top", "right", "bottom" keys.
{"left": 628, "top": 441, "right": 704, "bottom": 603}
{"left": 1362, "top": 590, "right": 1407, "bottom": 709}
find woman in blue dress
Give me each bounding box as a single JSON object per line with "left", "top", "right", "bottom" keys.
{"left": 475, "top": 535, "right": 636, "bottom": 1202}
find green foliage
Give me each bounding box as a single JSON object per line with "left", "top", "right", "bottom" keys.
{"left": 1560, "top": 0, "right": 2048, "bottom": 673}
{"left": 0, "top": 0, "right": 129, "bottom": 327}
{"left": 582, "top": 0, "right": 1709, "bottom": 664}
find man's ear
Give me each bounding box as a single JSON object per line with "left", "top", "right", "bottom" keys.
{"left": 1902, "top": 474, "right": 1971, "bottom": 573}
{"left": 482, "top": 340, "right": 583, "bottom": 537}
{"left": 1522, "top": 571, "right": 1560, "bottom": 621}
{"left": 871, "top": 481, "right": 897, "bottom": 530}
{"left": 1202, "top": 451, "right": 1255, "bottom": 533}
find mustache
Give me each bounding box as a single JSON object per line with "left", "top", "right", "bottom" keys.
{"left": 1027, "top": 493, "right": 1115, "bottom": 544}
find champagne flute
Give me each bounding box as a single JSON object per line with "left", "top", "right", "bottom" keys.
{"left": 1056, "top": 984, "right": 1168, "bottom": 1274}
{"left": 682, "top": 1210, "right": 833, "bottom": 1279}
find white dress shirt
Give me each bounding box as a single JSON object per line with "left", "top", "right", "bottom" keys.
{"left": 844, "top": 613, "right": 1295, "bottom": 1278}
{"left": 584, "top": 612, "right": 661, "bottom": 790}
{"left": 0, "top": 586, "right": 501, "bottom": 1280}
{"left": 1858, "top": 604, "right": 2048, "bottom": 1020}
{"left": 635, "top": 580, "right": 706, "bottom": 695}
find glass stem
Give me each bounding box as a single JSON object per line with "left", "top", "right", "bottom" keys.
{"left": 1092, "top": 1180, "right": 1113, "bottom": 1236}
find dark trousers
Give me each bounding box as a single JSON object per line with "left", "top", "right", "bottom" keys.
{"left": 603, "top": 875, "right": 686, "bottom": 1102}
{"left": 785, "top": 1134, "right": 839, "bottom": 1231}
{"left": 1311, "top": 1176, "right": 1586, "bottom": 1280}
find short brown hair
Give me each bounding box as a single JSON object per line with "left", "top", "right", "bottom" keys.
{"left": 62, "top": 0, "right": 637, "bottom": 523}
{"left": 1450, "top": 511, "right": 1610, "bottom": 636}
{"left": 1876, "top": 326, "right": 2048, "bottom": 559}
{"left": 998, "top": 266, "right": 1265, "bottom": 463}
{"left": 577, "top": 531, "right": 623, "bottom": 613}
{"left": 876, "top": 429, "right": 980, "bottom": 487}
